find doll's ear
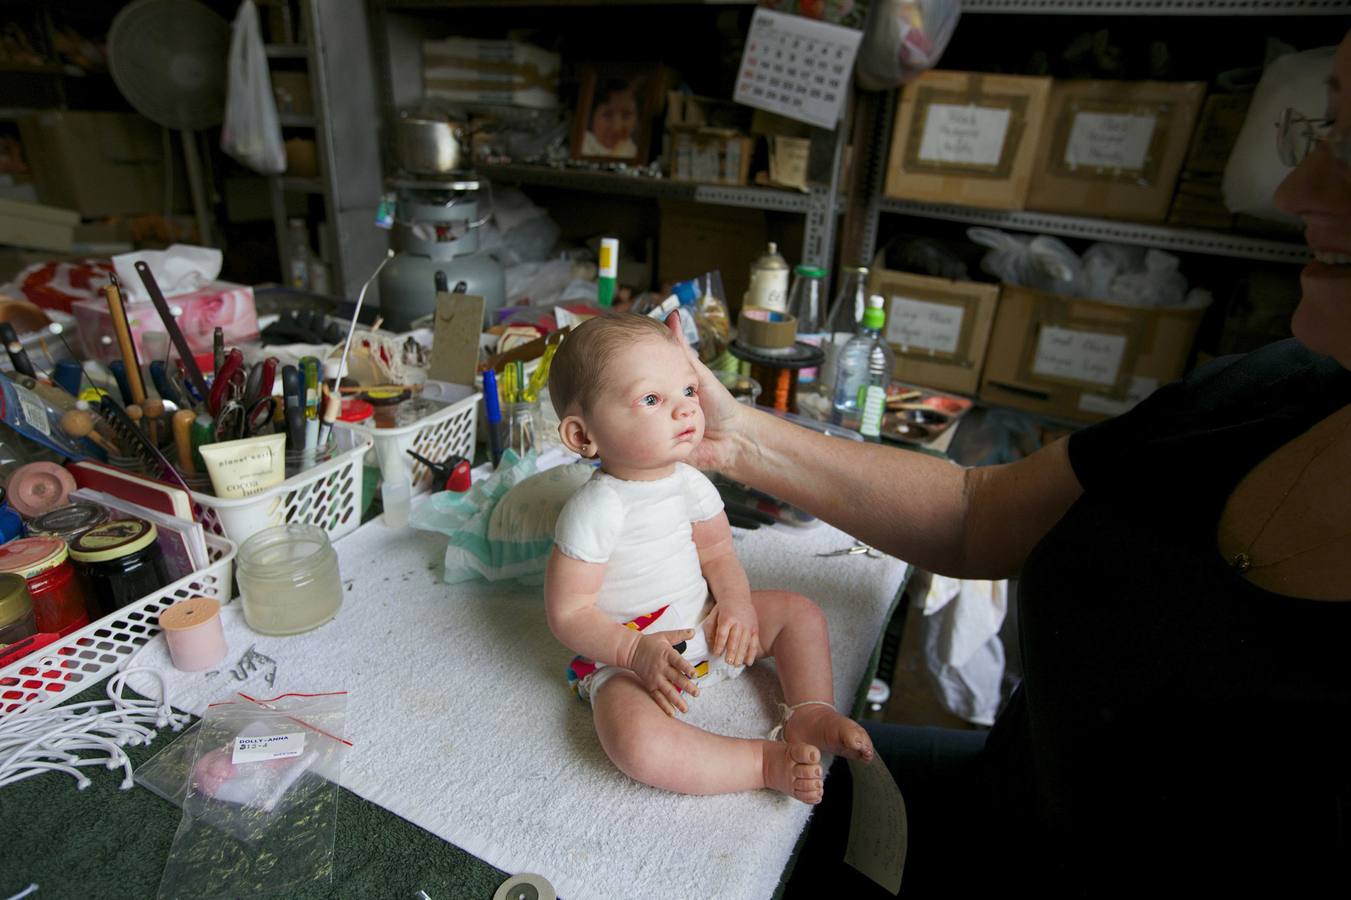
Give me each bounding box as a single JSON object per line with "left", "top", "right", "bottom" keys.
{"left": 558, "top": 415, "right": 592, "bottom": 457}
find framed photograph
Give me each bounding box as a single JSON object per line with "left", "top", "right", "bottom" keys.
{"left": 570, "top": 63, "right": 664, "bottom": 164}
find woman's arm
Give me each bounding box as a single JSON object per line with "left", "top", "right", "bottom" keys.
{"left": 669, "top": 315, "right": 1082, "bottom": 579}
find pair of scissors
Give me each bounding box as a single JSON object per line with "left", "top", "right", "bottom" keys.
{"left": 207, "top": 349, "right": 245, "bottom": 417}
{"left": 815, "top": 544, "right": 883, "bottom": 559}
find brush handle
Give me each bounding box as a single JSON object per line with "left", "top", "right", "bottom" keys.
{"left": 103, "top": 280, "right": 147, "bottom": 405}
{"left": 135, "top": 261, "right": 210, "bottom": 400}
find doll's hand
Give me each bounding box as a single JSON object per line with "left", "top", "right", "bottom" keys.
{"left": 624, "top": 629, "right": 700, "bottom": 716}
{"left": 705, "top": 599, "right": 760, "bottom": 668}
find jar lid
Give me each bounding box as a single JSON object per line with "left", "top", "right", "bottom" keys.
{"left": 793, "top": 264, "right": 827, "bottom": 278}
{"left": 28, "top": 501, "right": 110, "bottom": 540}
{"left": 363, "top": 390, "right": 406, "bottom": 406}
{"left": 69, "top": 518, "right": 158, "bottom": 564}
{"left": 0, "top": 536, "right": 69, "bottom": 578}
{"left": 339, "top": 399, "right": 374, "bottom": 423}
{"left": 0, "top": 572, "right": 32, "bottom": 624}
{"left": 7, "top": 462, "right": 77, "bottom": 518}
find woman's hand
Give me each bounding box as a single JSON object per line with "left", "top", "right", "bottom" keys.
{"left": 665, "top": 312, "right": 751, "bottom": 473}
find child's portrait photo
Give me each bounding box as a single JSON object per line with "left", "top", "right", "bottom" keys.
{"left": 571, "top": 64, "right": 657, "bottom": 163}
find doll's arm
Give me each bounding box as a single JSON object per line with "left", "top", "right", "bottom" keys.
{"left": 544, "top": 548, "right": 699, "bottom": 714}
{"left": 692, "top": 513, "right": 759, "bottom": 666}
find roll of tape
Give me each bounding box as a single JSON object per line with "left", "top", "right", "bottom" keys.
{"left": 737, "top": 307, "right": 797, "bottom": 351}
{"left": 159, "top": 597, "right": 227, "bottom": 672}
{"left": 493, "top": 874, "right": 556, "bottom": 900}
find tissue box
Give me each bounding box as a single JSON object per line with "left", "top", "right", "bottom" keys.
{"left": 72, "top": 281, "right": 259, "bottom": 364}
{"left": 978, "top": 284, "right": 1205, "bottom": 423}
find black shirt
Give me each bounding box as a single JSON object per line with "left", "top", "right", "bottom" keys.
{"left": 983, "top": 340, "right": 1351, "bottom": 895}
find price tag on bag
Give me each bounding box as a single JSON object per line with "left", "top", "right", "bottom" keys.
{"left": 233, "top": 732, "right": 305, "bottom": 764}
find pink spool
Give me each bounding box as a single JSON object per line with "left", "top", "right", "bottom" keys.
{"left": 159, "top": 597, "right": 227, "bottom": 672}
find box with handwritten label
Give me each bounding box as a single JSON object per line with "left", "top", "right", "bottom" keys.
{"left": 870, "top": 268, "right": 999, "bottom": 395}
{"left": 979, "top": 284, "right": 1205, "bottom": 423}
{"left": 883, "top": 71, "right": 1052, "bottom": 210}
{"left": 1026, "top": 80, "right": 1207, "bottom": 222}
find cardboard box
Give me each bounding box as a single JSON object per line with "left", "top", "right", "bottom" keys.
{"left": 657, "top": 199, "right": 767, "bottom": 314}
{"left": 884, "top": 71, "right": 1052, "bottom": 210}
{"left": 0, "top": 197, "right": 77, "bottom": 252}
{"left": 423, "top": 38, "right": 560, "bottom": 110}
{"left": 869, "top": 268, "right": 999, "bottom": 395}
{"left": 18, "top": 111, "right": 178, "bottom": 218}
{"left": 1026, "top": 80, "right": 1207, "bottom": 222}
{"left": 979, "top": 284, "right": 1205, "bottom": 423}
{"left": 271, "top": 71, "right": 313, "bottom": 116}
{"left": 72, "top": 282, "right": 260, "bottom": 364}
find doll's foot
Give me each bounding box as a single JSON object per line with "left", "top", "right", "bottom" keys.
{"left": 763, "top": 741, "right": 823, "bottom": 804}
{"left": 785, "top": 704, "right": 875, "bottom": 762}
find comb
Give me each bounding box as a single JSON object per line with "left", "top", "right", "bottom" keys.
{"left": 98, "top": 396, "right": 190, "bottom": 490}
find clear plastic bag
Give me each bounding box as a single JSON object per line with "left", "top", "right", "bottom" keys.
{"left": 142, "top": 691, "right": 351, "bottom": 899}
{"left": 220, "top": 1, "right": 286, "bottom": 175}
{"left": 967, "top": 227, "right": 1085, "bottom": 297}
{"left": 856, "top": 0, "right": 962, "bottom": 91}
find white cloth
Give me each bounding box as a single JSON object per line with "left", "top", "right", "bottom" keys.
{"left": 127, "top": 516, "right": 908, "bottom": 900}
{"left": 581, "top": 130, "right": 638, "bottom": 158}
{"left": 920, "top": 575, "right": 1007, "bottom": 726}
{"left": 554, "top": 464, "right": 723, "bottom": 624}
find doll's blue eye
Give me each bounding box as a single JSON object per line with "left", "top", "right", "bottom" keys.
{"left": 683, "top": 385, "right": 696, "bottom": 397}
{"left": 641, "top": 394, "right": 658, "bottom": 406}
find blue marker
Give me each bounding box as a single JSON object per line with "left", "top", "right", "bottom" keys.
{"left": 483, "top": 368, "right": 504, "bottom": 468}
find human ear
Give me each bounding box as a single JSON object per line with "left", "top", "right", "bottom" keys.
{"left": 559, "top": 415, "right": 593, "bottom": 457}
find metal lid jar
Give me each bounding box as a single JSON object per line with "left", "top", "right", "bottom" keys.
{"left": 28, "top": 501, "right": 111, "bottom": 545}
{"left": 70, "top": 518, "right": 170, "bottom": 616}
{"left": 0, "top": 572, "right": 37, "bottom": 649}
{"left": 236, "top": 523, "right": 342, "bottom": 636}
{"left": 0, "top": 536, "right": 89, "bottom": 635}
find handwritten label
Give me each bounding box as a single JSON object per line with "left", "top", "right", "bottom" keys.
{"left": 845, "top": 755, "right": 907, "bottom": 895}
{"left": 1064, "top": 112, "right": 1156, "bottom": 172}
{"left": 885, "top": 296, "right": 964, "bottom": 355}
{"left": 918, "top": 104, "right": 1010, "bottom": 167}
{"left": 232, "top": 732, "right": 304, "bottom": 764}
{"left": 12, "top": 383, "right": 50, "bottom": 437}
{"left": 734, "top": 8, "right": 863, "bottom": 130}
{"left": 1032, "top": 326, "right": 1127, "bottom": 387}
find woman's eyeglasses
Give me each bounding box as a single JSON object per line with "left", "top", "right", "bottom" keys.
{"left": 1277, "top": 108, "right": 1351, "bottom": 166}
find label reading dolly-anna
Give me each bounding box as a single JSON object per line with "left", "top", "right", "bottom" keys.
{"left": 233, "top": 732, "right": 305, "bottom": 764}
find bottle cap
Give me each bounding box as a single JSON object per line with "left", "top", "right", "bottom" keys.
{"left": 0, "top": 536, "right": 69, "bottom": 578}
{"left": 0, "top": 573, "right": 33, "bottom": 627}
{"left": 862, "top": 295, "right": 887, "bottom": 331}
{"left": 793, "top": 265, "right": 827, "bottom": 278}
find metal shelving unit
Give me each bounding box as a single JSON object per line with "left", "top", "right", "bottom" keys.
{"left": 265, "top": 0, "right": 387, "bottom": 299}
{"left": 961, "top": 0, "right": 1346, "bottom": 14}
{"left": 879, "top": 199, "right": 1312, "bottom": 264}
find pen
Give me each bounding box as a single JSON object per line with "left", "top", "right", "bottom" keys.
{"left": 483, "top": 368, "right": 504, "bottom": 468}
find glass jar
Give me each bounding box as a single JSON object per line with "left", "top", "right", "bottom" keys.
{"left": 0, "top": 572, "right": 37, "bottom": 649}
{"left": 0, "top": 536, "right": 90, "bottom": 635}
{"left": 822, "top": 266, "right": 869, "bottom": 393}
{"left": 505, "top": 401, "right": 542, "bottom": 458}
{"left": 236, "top": 523, "right": 342, "bottom": 636}
{"left": 69, "top": 519, "right": 170, "bottom": 616}
{"left": 28, "top": 501, "right": 110, "bottom": 545}
{"left": 786, "top": 264, "right": 829, "bottom": 384}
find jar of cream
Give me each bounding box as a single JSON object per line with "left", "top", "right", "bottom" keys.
{"left": 235, "top": 523, "right": 342, "bottom": 635}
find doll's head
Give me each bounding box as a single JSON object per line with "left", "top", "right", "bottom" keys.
{"left": 548, "top": 313, "right": 703, "bottom": 480}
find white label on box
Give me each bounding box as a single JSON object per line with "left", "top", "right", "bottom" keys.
{"left": 13, "top": 383, "right": 50, "bottom": 437}
{"left": 1064, "top": 112, "right": 1156, "bottom": 172}
{"left": 1079, "top": 375, "right": 1159, "bottom": 416}
{"left": 734, "top": 8, "right": 863, "bottom": 130}
{"left": 233, "top": 732, "right": 304, "bottom": 764}
{"left": 1032, "top": 326, "right": 1127, "bottom": 387}
{"left": 886, "top": 296, "right": 964, "bottom": 355}
{"left": 918, "top": 105, "right": 1011, "bottom": 167}
{"left": 844, "top": 755, "right": 907, "bottom": 894}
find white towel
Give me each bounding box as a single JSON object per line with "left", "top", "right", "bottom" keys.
{"left": 129, "top": 518, "right": 907, "bottom": 900}
{"left": 920, "top": 575, "right": 1007, "bottom": 726}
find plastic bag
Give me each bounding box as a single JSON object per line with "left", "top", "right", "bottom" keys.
{"left": 856, "top": 0, "right": 962, "bottom": 91}
{"left": 967, "top": 227, "right": 1085, "bottom": 296}
{"left": 145, "top": 691, "right": 350, "bottom": 899}
{"left": 220, "top": 1, "right": 285, "bottom": 175}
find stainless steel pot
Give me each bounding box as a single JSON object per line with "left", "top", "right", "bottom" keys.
{"left": 394, "top": 113, "right": 468, "bottom": 174}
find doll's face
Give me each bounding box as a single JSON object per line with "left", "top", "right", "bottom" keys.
{"left": 590, "top": 88, "right": 637, "bottom": 151}
{"left": 565, "top": 335, "right": 703, "bottom": 480}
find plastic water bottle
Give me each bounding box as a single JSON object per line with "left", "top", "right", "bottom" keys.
{"left": 821, "top": 265, "right": 868, "bottom": 393}
{"left": 831, "top": 294, "right": 894, "bottom": 437}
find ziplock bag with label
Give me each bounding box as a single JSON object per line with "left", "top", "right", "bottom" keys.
{"left": 148, "top": 691, "right": 351, "bottom": 900}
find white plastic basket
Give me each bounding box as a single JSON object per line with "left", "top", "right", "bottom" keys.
{"left": 0, "top": 533, "right": 237, "bottom": 717}
{"left": 190, "top": 436, "right": 373, "bottom": 545}
{"left": 336, "top": 380, "right": 479, "bottom": 495}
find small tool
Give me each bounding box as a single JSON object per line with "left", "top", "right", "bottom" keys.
{"left": 405, "top": 449, "right": 471, "bottom": 492}
{"left": 172, "top": 409, "right": 197, "bottom": 474}
{"left": 190, "top": 414, "right": 214, "bottom": 471}
{"left": 149, "top": 360, "right": 180, "bottom": 407}
{"left": 60, "top": 408, "right": 120, "bottom": 455}
{"left": 142, "top": 397, "right": 166, "bottom": 446}
{"left": 213, "top": 327, "right": 225, "bottom": 376}
{"left": 244, "top": 396, "right": 274, "bottom": 437}
{"left": 815, "top": 543, "right": 883, "bottom": 559}
{"left": 98, "top": 396, "right": 187, "bottom": 487}
{"left": 108, "top": 359, "right": 133, "bottom": 405}
{"left": 316, "top": 385, "right": 339, "bottom": 449}
{"left": 483, "top": 368, "right": 504, "bottom": 467}
{"left": 286, "top": 405, "right": 307, "bottom": 453}
{"left": 136, "top": 260, "right": 210, "bottom": 401}
{"left": 207, "top": 349, "right": 244, "bottom": 416}
{"left": 300, "top": 356, "right": 320, "bottom": 457}
{"left": 0, "top": 323, "right": 35, "bottom": 378}
{"left": 104, "top": 274, "right": 147, "bottom": 405}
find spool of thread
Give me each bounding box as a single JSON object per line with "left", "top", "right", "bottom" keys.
{"left": 736, "top": 307, "right": 798, "bottom": 352}
{"left": 159, "top": 597, "right": 227, "bottom": 672}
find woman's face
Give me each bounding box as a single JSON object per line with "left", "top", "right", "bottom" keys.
{"left": 1274, "top": 34, "right": 1351, "bottom": 368}
{"left": 590, "top": 89, "right": 637, "bottom": 151}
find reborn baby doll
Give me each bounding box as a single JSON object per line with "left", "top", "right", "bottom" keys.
{"left": 544, "top": 312, "right": 874, "bottom": 803}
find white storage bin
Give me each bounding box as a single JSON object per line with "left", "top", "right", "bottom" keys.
{"left": 336, "top": 380, "right": 479, "bottom": 496}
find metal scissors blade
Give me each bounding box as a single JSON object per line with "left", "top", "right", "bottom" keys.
{"left": 815, "top": 543, "right": 882, "bottom": 558}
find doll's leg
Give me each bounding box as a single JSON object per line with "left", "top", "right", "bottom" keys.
{"left": 751, "top": 590, "right": 875, "bottom": 762}
{"left": 592, "top": 670, "right": 824, "bottom": 803}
